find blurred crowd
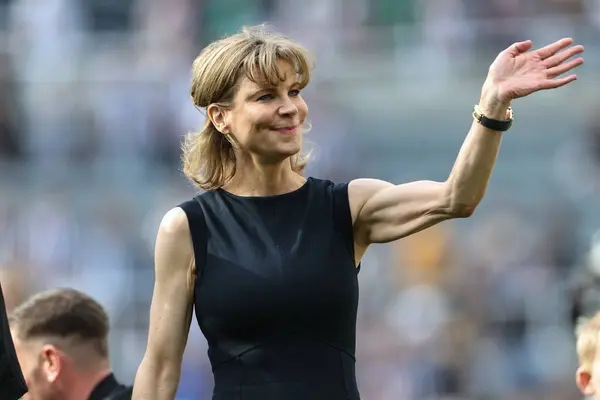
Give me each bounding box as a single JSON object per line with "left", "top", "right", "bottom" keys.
{"left": 2, "top": 0, "right": 600, "bottom": 398}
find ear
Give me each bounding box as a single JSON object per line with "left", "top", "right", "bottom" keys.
{"left": 577, "top": 367, "right": 595, "bottom": 396}
{"left": 40, "top": 344, "right": 62, "bottom": 383}
{"left": 207, "top": 104, "right": 231, "bottom": 134}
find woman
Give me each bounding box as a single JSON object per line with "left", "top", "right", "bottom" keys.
{"left": 132, "top": 25, "right": 583, "bottom": 400}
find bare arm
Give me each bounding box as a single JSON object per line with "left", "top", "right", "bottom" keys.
{"left": 350, "top": 38, "right": 583, "bottom": 254}
{"left": 132, "top": 207, "right": 195, "bottom": 400}
{"left": 350, "top": 108, "right": 504, "bottom": 248}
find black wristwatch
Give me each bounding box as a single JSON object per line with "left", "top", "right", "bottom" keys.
{"left": 473, "top": 104, "right": 514, "bottom": 132}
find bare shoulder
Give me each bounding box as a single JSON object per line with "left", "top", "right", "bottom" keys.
{"left": 159, "top": 207, "right": 191, "bottom": 237}
{"left": 155, "top": 207, "right": 194, "bottom": 275}
{"left": 347, "top": 179, "right": 394, "bottom": 220}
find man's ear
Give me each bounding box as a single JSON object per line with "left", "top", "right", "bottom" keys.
{"left": 207, "top": 104, "right": 231, "bottom": 134}
{"left": 577, "top": 366, "right": 596, "bottom": 396}
{"left": 40, "top": 344, "right": 62, "bottom": 383}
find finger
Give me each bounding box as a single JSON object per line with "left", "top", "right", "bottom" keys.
{"left": 544, "top": 45, "right": 584, "bottom": 68}
{"left": 505, "top": 40, "right": 533, "bottom": 56}
{"left": 547, "top": 57, "right": 584, "bottom": 79}
{"left": 538, "top": 74, "right": 578, "bottom": 91}
{"left": 535, "top": 37, "right": 574, "bottom": 60}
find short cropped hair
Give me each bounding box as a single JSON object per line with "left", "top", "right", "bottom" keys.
{"left": 9, "top": 288, "right": 109, "bottom": 358}
{"left": 183, "top": 24, "right": 313, "bottom": 191}
{"left": 576, "top": 312, "right": 600, "bottom": 370}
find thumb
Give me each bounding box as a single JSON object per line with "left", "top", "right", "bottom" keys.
{"left": 505, "top": 40, "right": 533, "bottom": 56}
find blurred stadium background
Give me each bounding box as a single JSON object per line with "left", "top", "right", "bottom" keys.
{"left": 2, "top": 0, "right": 600, "bottom": 398}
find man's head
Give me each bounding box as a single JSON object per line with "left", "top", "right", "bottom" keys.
{"left": 9, "top": 288, "right": 111, "bottom": 400}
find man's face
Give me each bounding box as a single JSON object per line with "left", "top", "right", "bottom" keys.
{"left": 12, "top": 331, "right": 64, "bottom": 400}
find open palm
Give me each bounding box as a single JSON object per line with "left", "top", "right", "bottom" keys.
{"left": 487, "top": 38, "right": 584, "bottom": 102}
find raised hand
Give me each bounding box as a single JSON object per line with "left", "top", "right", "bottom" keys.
{"left": 484, "top": 38, "right": 584, "bottom": 104}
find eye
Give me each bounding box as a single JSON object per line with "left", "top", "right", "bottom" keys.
{"left": 289, "top": 90, "right": 301, "bottom": 97}
{"left": 257, "top": 93, "right": 274, "bottom": 102}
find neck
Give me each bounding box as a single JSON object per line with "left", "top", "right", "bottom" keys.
{"left": 225, "top": 156, "right": 306, "bottom": 196}
{"left": 64, "top": 367, "right": 112, "bottom": 400}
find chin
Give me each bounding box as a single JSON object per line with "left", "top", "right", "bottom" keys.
{"left": 278, "top": 144, "right": 302, "bottom": 158}
{"left": 261, "top": 147, "right": 300, "bottom": 165}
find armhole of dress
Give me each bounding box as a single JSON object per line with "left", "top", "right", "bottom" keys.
{"left": 177, "top": 198, "right": 208, "bottom": 282}
{"left": 331, "top": 182, "right": 360, "bottom": 273}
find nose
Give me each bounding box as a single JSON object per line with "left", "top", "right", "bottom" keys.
{"left": 278, "top": 97, "right": 298, "bottom": 117}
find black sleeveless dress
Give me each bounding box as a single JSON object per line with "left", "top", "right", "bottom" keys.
{"left": 179, "top": 177, "right": 360, "bottom": 400}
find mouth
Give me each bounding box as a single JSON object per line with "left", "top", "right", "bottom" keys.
{"left": 273, "top": 126, "right": 299, "bottom": 135}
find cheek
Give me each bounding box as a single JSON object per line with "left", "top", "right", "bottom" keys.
{"left": 14, "top": 349, "right": 31, "bottom": 382}
{"left": 297, "top": 99, "right": 308, "bottom": 120}
{"left": 18, "top": 364, "right": 38, "bottom": 398}
{"left": 28, "top": 364, "right": 54, "bottom": 399}
{"left": 13, "top": 345, "right": 47, "bottom": 397}
{"left": 23, "top": 360, "right": 39, "bottom": 387}
{"left": 233, "top": 109, "right": 271, "bottom": 141}
{"left": 22, "top": 354, "right": 47, "bottom": 389}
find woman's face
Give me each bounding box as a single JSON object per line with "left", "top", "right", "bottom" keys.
{"left": 212, "top": 60, "right": 308, "bottom": 165}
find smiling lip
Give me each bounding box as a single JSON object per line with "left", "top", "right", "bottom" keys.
{"left": 274, "top": 126, "right": 298, "bottom": 135}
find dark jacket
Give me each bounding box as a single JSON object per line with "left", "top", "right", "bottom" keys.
{"left": 89, "top": 373, "right": 133, "bottom": 400}
{"left": 0, "top": 282, "right": 28, "bottom": 400}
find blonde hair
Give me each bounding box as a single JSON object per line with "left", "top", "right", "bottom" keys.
{"left": 576, "top": 313, "right": 600, "bottom": 370}
{"left": 183, "top": 25, "right": 314, "bottom": 191}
